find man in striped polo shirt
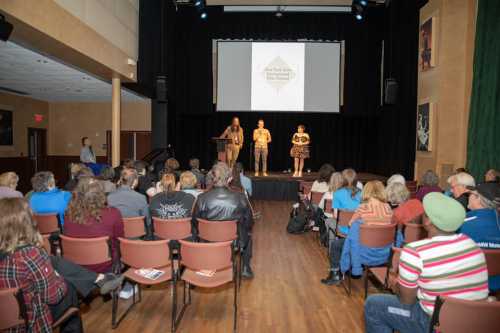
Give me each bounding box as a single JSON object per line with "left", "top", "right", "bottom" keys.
{"left": 364, "top": 192, "right": 489, "bottom": 333}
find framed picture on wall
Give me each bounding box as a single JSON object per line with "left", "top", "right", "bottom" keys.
{"left": 419, "top": 16, "right": 438, "bottom": 71}
{"left": 417, "top": 102, "right": 435, "bottom": 152}
{"left": 0, "top": 110, "right": 13, "bottom": 146}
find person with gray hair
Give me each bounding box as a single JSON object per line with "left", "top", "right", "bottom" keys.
{"left": 192, "top": 162, "right": 255, "bottom": 278}
{"left": 29, "top": 171, "right": 72, "bottom": 224}
{"left": 189, "top": 157, "right": 205, "bottom": 188}
{"left": 460, "top": 182, "right": 500, "bottom": 291}
{"left": 485, "top": 169, "right": 500, "bottom": 183}
{"left": 386, "top": 174, "right": 406, "bottom": 186}
{"left": 415, "top": 170, "right": 442, "bottom": 201}
{"left": 447, "top": 172, "right": 476, "bottom": 211}
{"left": 386, "top": 182, "right": 424, "bottom": 225}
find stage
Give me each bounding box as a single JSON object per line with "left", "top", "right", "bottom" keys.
{"left": 246, "top": 172, "right": 387, "bottom": 201}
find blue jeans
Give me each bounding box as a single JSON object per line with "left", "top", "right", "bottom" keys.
{"left": 365, "top": 294, "right": 430, "bottom": 333}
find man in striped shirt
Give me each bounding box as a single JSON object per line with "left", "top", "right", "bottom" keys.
{"left": 364, "top": 192, "right": 489, "bottom": 333}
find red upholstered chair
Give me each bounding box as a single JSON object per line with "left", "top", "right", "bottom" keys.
{"left": 402, "top": 222, "right": 427, "bottom": 244}
{"left": 0, "top": 288, "right": 81, "bottom": 331}
{"left": 197, "top": 219, "right": 238, "bottom": 242}
{"left": 484, "top": 249, "right": 500, "bottom": 278}
{"left": 429, "top": 296, "right": 500, "bottom": 333}
{"left": 113, "top": 238, "right": 173, "bottom": 329}
{"left": 324, "top": 199, "right": 334, "bottom": 215}
{"left": 60, "top": 235, "right": 112, "bottom": 267}
{"left": 33, "top": 213, "right": 60, "bottom": 234}
{"left": 358, "top": 223, "right": 397, "bottom": 298}
{"left": 310, "top": 191, "right": 324, "bottom": 206}
{"left": 334, "top": 210, "right": 355, "bottom": 238}
{"left": 153, "top": 217, "right": 192, "bottom": 241}
{"left": 175, "top": 240, "right": 237, "bottom": 332}
{"left": 122, "top": 216, "right": 147, "bottom": 239}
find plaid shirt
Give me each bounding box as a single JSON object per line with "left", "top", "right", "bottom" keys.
{"left": 0, "top": 245, "right": 67, "bottom": 332}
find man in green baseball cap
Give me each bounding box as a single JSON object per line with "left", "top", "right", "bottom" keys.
{"left": 365, "top": 192, "right": 489, "bottom": 333}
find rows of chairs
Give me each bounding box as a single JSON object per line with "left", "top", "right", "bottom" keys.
{"left": 1, "top": 213, "right": 242, "bottom": 332}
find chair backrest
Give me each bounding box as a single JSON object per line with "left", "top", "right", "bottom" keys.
{"left": 42, "top": 234, "right": 51, "bottom": 254}
{"left": 60, "top": 235, "right": 111, "bottom": 265}
{"left": 432, "top": 296, "right": 500, "bottom": 333}
{"left": 324, "top": 199, "right": 333, "bottom": 214}
{"left": 389, "top": 247, "right": 402, "bottom": 274}
{"left": 484, "top": 249, "right": 500, "bottom": 276}
{"left": 122, "top": 216, "right": 147, "bottom": 238}
{"left": 359, "top": 223, "right": 397, "bottom": 248}
{"left": 118, "top": 238, "right": 170, "bottom": 269}
{"left": 0, "top": 288, "right": 25, "bottom": 330}
{"left": 406, "top": 180, "right": 418, "bottom": 192}
{"left": 310, "top": 191, "right": 324, "bottom": 206}
{"left": 403, "top": 223, "right": 427, "bottom": 243}
{"left": 179, "top": 240, "right": 233, "bottom": 271}
{"left": 153, "top": 217, "right": 192, "bottom": 240}
{"left": 338, "top": 210, "right": 355, "bottom": 227}
{"left": 197, "top": 219, "right": 237, "bottom": 242}
{"left": 33, "top": 213, "right": 59, "bottom": 234}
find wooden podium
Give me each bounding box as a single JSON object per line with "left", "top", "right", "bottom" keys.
{"left": 212, "top": 137, "right": 232, "bottom": 163}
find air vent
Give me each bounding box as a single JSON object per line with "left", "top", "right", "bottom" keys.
{"left": 0, "top": 86, "right": 30, "bottom": 95}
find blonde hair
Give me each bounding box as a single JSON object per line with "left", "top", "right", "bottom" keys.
{"left": 328, "top": 172, "right": 344, "bottom": 192}
{"left": 362, "top": 180, "right": 387, "bottom": 203}
{"left": 180, "top": 171, "right": 197, "bottom": 189}
{"left": 67, "top": 178, "right": 106, "bottom": 225}
{"left": 0, "top": 172, "right": 19, "bottom": 189}
{"left": 160, "top": 173, "right": 177, "bottom": 192}
{"left": 0, "top": 198, "right": 43, "bottom": 254}
{"left": 341, "top": 168, "right": 360, "bottom": 198}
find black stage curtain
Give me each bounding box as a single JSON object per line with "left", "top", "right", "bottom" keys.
{"left": 134, "top": 0, "right": 420, "bottom": 178}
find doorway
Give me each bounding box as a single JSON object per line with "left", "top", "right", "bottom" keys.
{"left": 106, "top": 131, "right": 152, "bottom": 164}
{"left": 27, "top": 127, "right": 48, "bottom": 175}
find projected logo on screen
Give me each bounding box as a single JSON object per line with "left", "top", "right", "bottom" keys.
{"left": 262, "top": 56, "right": 296, "bottom": 91}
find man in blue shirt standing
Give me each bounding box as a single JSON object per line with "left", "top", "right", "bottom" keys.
{"left": 460, "top": 182, "right": 500, "bottom": 291}
{"left": 29, "top": 171, "right": 72, "bottom": 225}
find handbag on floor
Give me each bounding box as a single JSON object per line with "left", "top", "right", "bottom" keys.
{"left": 286, "top": 202, "right": 309, "bottom": 234}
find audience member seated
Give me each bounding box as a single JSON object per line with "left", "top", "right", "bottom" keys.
{"left": 29, "top": 171, "right": 71, "bottom": 225}
{"left": 64, "top": 163, "right": 94, "bottom": 192}
{"left": 447, "top": 171, "right": 475, "bottom": 211}
{"left": 112, "top": 159, "right": 135, "bottom": 184}
{"left": 163, "top": 157, "right": 181, "bottom": 181}
{"left": 460, "top": 182, "right": 500, "bottom": 292}
{"left": 485, "top": 168, "right": 499, "bottom": 183}
{"left": 150, "top": 173, "right": 196, "bottom": 219}
{"left": 322, "top": 180, "right": 393, "bottom": 285}
{"left": 415, "top": 169, "right": 442, "bottom": 201}
{"left": 386, "top": 182, "right": 424, "bottom": 225}
{"left": 134, "top": 160, "right": 155, "bottom": 196}
{"left": 311, "top": 164, "right": 336, "bottom": 194}
{"left": 234, "top": 162, "right": 252, "bottom": 197}
{"left": 364, "top": 192, "right": 489, "bottom": 333}
{"left": 97, "top": 166, "right": 116, "bottom": 194}
{"left": 332, "top": 168, "right": 362, "bottom": 212}
{"left": 189, "top": 157, "right": 206, "bottom": 188}
{"left": 64, "top": 179, "right": 124, "bottom": 273}
{"left": 108, "top": 168, "right": 149, "bottom": 222}
{"left": 179, "top": 171, "right": 203, "bottom": 199}
{"left": 193, "top": 162, "right": 255, "bottom": 278}
{"left": 0, "top": 171, "right": 23, "bottom": 199}
{"left": 386, "top": 173, "right": 406, "bottom": 186}
{"left": 0, "top": 198, "right": 123, "bottom": 333}
{"left": 319, "top": 172, "right": 344, "bottom": 218}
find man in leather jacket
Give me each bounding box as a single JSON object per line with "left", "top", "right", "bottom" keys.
{"left": 193, "top": 162, "right": 255, "bottom": 278}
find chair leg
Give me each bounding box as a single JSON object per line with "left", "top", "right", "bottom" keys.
{"left": 171, "top": 277, "right": 177, "bottom": 333}
{"left": 112, "top": 282, "right": 140, "bottom": 329}
{"left": 364, "top": 268, "right": 369, "bottom": 300}
{"left": 174, "top": 281, "right": 191, "bottom": 331}
{"left": 238, "top": 253, "right": 243, "bottom": 289}
{"left": 233, "top": 279, "right": 238, "bottom": 333}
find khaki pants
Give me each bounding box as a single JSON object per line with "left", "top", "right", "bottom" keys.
{"left": 226, "top": 144, "right": 240, "bottom": 168}
{"left": 254, "top": 147, "right": 268, "bottom": 173}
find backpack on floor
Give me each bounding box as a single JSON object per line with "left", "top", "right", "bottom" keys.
{"left": 287, "top": 202, "right": 309, "bottom": 234}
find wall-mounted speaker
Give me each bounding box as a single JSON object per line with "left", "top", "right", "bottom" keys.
{"left": 156, "top": 75, "right": 167, "bottom": 103}
{"left": 384, "top": 78, "right": 398, "bottom": 105}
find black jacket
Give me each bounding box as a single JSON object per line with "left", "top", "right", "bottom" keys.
{"left": 193, "top": 186, "right": 253, "bottom": 232}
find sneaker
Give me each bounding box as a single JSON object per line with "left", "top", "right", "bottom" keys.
{"left": 241, "top": 265, "right": 254, "bottom": 279}
{"left": 119, "top": 282, "right": 139, "bottom": 299}
{"left": 96, "top": 274, "right": 124, "bottom": 295}
{"left": 321, "top": 271, "right": 343, "bottom": 285}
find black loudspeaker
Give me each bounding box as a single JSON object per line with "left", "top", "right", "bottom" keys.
{"left": 0, "top": 15, "right": 14, "bottom": 41}
{"left": 384, "top": 78, "right": 399, "bottom": 105}
{"left": 156, "top": 75, "right": 167, "bottom": 103}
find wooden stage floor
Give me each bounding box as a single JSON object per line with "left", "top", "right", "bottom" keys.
{"left": 82, "top": 200, "right": 374, "bottom": 332}
{"left": 246, "top": 171, "right": 387, "bottom": 183}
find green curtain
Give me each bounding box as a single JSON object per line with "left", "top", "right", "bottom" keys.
{"left": 466, "top": 0, "right": 500, "bottom": 180}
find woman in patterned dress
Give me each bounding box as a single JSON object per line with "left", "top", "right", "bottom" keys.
{"left": 290, "top": 125, "right": 311, "bottom": 177}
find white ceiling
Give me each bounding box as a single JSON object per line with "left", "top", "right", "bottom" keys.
{"left": 0, "top": 41, "right": 146, "bottom": 102}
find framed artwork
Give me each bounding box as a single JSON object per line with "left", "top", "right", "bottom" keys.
{"left": 417, "top": 102, "right": 434, "bottom": 152}
{"left": 0, "top": 109, "right": 13, "bottom": 146}
{"left": 419, "top": 16, "right": 438, "bottom": 71}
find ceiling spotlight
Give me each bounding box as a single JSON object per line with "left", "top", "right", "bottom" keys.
{"left": 200, "top": 12, "right": 207, "bottom": 19}
{"left": 360, "top": 0, "right": 368, "bottom": 6}
{"left": 352, "top": 1, "right": 365, "bottom": 21}
{"left": 355, "top": 13, "right": 363, "bottom": 20}
{"left": 194, "top": 0, "right": 202, "bottom": 6}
